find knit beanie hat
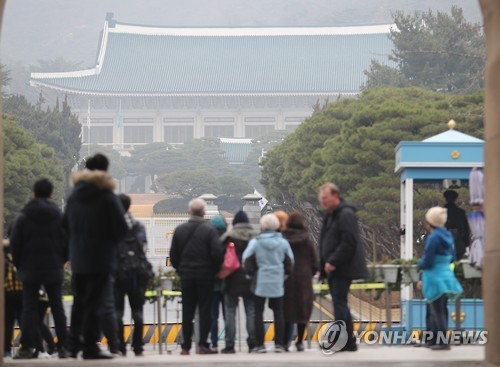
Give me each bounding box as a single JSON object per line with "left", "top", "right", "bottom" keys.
{"left": 210, "top": 215, "right": 227, "bottom": 230}
{"left": 232, "top": 210, "right": 249, "bottom": 225}
{"left": 425, "top": 207, "right": 448, "bottom": 228}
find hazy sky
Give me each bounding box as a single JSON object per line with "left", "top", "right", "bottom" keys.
{"left": 1, "top": 0, "right": 481, "bottom": 68}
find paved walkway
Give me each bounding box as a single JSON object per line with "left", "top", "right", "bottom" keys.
{"left": 4, "top": 344, "right": 487, "bottom": 367}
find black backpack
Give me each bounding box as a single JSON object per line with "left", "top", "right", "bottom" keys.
{"left": 115, "top": 221, "right": 154, "bottom": 289}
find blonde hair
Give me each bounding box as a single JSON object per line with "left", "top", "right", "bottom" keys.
{"left": 319, "top": 182, "right": 340, "bottom": 195}
{"left": 273, "top": 210, "right": 289, "bottom": 231}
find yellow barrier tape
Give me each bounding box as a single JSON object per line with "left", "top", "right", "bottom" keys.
{"left": 313, "top": 283, "right": 385, "bottom": 291}
{"left": 62, "top": 285, "right": 384, "bottom": 301}
{"left": 63, "top": 289, "right": 181, "bottom": 301}
{"left": 144, "top": 290, "right": 182, "bottom": 297}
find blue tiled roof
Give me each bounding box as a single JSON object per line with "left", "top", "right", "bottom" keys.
{"left": 31, "top": 23, "right": 394, "bottom": 96}
{"left": 220, "top": 139, "right": 253, "bottom": 163}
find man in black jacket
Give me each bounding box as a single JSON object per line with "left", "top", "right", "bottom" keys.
{"left": 63, "top": 154, "right": 128, "bottom": 359}
{"left": 318, "top": 183, "right": 368, "bottom": 352}
{"left": 170, "top": 198, "right": 224, "bottom": 355}
{"left": 10, "top": 179, "right": 69, "bottom": 359}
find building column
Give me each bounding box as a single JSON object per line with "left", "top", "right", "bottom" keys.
{"left": 235, "top": 109, "right": 244, "bottom": 137}
{"left": 276, "top": 108, "right": 285, "bottom": 130}
{"left": 194, "top": 109, "right": 203, "bottom": 139}
{"left": 480, "top": 0, "right": 500, "bottom": 364}
{"left": 154, "top": 109, "right": 163, "bottom": 142}
{"left": 114, "top": 113, "right": 121, "bottom": 148}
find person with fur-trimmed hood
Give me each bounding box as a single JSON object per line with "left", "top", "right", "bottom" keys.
{"left": 64, "top": 153, "right": 128, "bottom": 360}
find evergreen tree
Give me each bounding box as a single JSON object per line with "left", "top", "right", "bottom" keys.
{"left": 261, "top": 87, "right": 483, "bottom": 253}
{"left": 364, "top": 6, "right": 485, "bottom": 93}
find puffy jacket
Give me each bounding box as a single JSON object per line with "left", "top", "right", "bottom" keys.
{"left": 11, "top": 198, "right": 67, "bottom": 284}
{"left": 63, "top": 170, "right": 128, "bottom": 274}
{"left": 418, "top": 227, "right": 455, "bottom": 269}
{"left": 319, "top": 200, "right": 368, "bottom": 280}
{"left": 242, "top": 231, "right": 294, "bottom": 298}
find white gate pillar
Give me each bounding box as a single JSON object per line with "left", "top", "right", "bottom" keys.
{"left": 401, "top": 178, "right": 413, "bottom": 301}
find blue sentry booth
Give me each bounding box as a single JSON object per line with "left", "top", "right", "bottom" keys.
{"left": 394, "top": 121, "right": 484, "bottom": 331}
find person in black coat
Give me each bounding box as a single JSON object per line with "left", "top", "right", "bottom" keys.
{"left": 170, "top": 198, "right": 224, "bottom": 355}
{"left": 63, "top": 154, "right": 128, "bottom": 359}
{"left": 113, "top": 194, "right": 148, "bottom": 357}
{"left": 443, "top": 190, "right": 470, "bottom": 260}
{"left": 318, "top": 183, "right": 368, "bottom": 352}
{"left": 10, "top": 179, "right": 69, "bottom": 359}
{"left": 219, "top": 210, "right": 259, "bottom": 353}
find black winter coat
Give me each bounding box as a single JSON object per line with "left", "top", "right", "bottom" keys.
{"left": 319, "top": 200, "right": 368, "bottom": 280}
{"left": 170, "top": 217, "right": 224, "bottom": 280}
{"left": 220, "top": 223, "right": 258, "bottom": 297}
{"left": 444, "top": 203, "right": 470, "bottom": 260}
{"left": 63, "top": 170, "right": 128, "bottom": 274}
{"left": 11, "top": 198, "right": 67, "bottom": 284}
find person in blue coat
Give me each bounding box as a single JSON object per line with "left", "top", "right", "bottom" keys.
{"left": 418, "top": 206, "right": 463, "bottom": 350}
{"left": 242, "top": 214, "right": 294, "bottom": 353}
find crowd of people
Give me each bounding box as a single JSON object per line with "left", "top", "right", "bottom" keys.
{"left": 3, "top": 154, "right": 149, "bottom": 359}
{"left": 170, "top": 182, "right": 370, "bottom": 354}
{"left": 171, "top": 200, "right": 319, "bottom": 354}
{"left": 2, "top": 151, "right": 468, "bottom": 358}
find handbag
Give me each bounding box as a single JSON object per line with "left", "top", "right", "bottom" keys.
{"left": 216, "top": 242, "right": 241, "bottom": 279}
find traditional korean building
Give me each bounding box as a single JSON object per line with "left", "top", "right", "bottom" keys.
{"left": 30, "top": 13, "right": 394, "bottom": 151}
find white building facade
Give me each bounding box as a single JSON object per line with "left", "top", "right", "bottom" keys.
{"left": 30, "top": 14, "right": 394, "bottom": 149}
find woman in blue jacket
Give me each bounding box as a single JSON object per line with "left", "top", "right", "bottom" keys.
{"left": 418, "top": 207, "right": 463, "bottom": 350}
{"left": 242, "top": 214, "right": 294, "bottom": 353}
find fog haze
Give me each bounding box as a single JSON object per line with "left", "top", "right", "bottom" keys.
{"left": 1, "top": 0, "right": 482, "bottom": 67}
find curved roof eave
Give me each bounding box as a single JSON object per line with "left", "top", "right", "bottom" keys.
{"left": 30, "top": 80, "right": 358, "bottom": 98}
{"left": 109, "top": 22, "right": 395, "bottom": 37}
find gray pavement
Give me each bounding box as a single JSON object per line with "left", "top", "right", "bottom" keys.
{"left": 4, "top": 344, "right": 487, "bottom": 367}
